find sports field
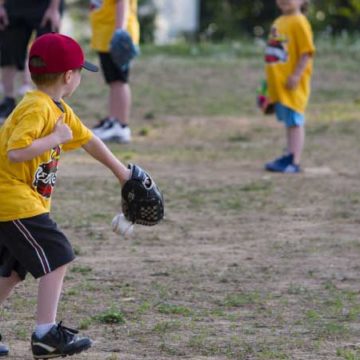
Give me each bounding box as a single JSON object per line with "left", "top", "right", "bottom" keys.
{"left": 3, "top": 40, "right": 360, "bottom": 359}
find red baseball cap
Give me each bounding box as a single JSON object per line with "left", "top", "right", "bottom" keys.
{"left": 29, "top": 33, "right": 98, "bottom": 74}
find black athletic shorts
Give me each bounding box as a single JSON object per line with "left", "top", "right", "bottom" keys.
{"left": 0, "top": 0, "right": 64, "bottom": 70}
{"left": 0, "top": 213, "right": 75, "bottom": 280}
{"left": 98, "top": 52, "right": 130, "bottom": 84}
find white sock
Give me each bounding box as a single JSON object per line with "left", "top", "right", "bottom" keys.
{"left": 35, "top": 323, "right": 56, "bottom": 338}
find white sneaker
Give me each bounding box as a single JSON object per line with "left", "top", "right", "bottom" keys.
{"left": 92, "top": 117, "right": 111, "bottom": 137}
{"left": 93, "top": 118, "right": 131, "bottom": 143}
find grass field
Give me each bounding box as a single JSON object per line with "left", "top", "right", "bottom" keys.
{"left": 3, "top": 40, "right": 360, "bottom": 359}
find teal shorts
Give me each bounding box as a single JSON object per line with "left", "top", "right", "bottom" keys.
{"left": 275, "top": 103, "right": 305, "bottom": 127}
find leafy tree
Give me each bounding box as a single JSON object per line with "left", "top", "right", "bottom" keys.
{"left": 199, "top": 0, "right": 360, "bottom": 39}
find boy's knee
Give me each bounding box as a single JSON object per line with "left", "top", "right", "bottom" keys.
{"left": 11, "top": 271, "right": 23, "bottom": 285}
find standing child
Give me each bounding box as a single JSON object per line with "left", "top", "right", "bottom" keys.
{"left": 0, "top": 33, "right": 131, "bottom": 358}
{"left": 89, "top": 0, "right": 140, "bottom": 143}
{"left": 264, "top": 0, "right": 315, "bottom": 173}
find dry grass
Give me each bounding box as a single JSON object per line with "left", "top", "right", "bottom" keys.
{"left": 2, "top": 44, "right": 360, "bottom": 359}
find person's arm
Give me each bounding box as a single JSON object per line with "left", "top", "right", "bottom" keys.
{"left": 0, "top": 0, "right": 8, "bottom": 31}
{"left": 8, "top": 116, "right": 72, "bottom": 163}
{"left": 115, "top": 0, "right": 128, "bottom": 29}
{"left": 82, "top": 135, "right": 130, "bottom": 185}
{"left": 40, "top": 0, "right": 62, "bottom": 32}
{"left": 286, "top": 53, "right": 312, "bottom": 90}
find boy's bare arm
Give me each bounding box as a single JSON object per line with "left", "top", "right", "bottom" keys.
{"left": 287, "top": 53, "right": 312, "bottom": 90}
{"left": 116, "top": 0, "right": 128, "bottom": 29}
{"left": 8, "top": 116, "right": 72, "bottom": 163}
{"left": 82, "top": 136, "right": 130, "bottom": 185}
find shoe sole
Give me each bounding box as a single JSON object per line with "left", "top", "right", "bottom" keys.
{"left": 33, "top": 342, "right": 92, "bottom": 359}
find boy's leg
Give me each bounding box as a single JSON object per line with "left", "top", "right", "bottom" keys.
{"left": 32, "top": 265, "right": 92, "bottom": 358}
{"left": 0, "top": 271, "right": 21, "bottom": 303}
{"left": 0, "top": 271, "right": 22, "bottom": 356}
{"left": 109, "top": 81, "right": 131, "bottom": 126}
{"left": 36, "top": 264, "right": 67, "bottom": 326}
{"left": 93, "top": 53, "right": 132, "bottom": 143}
{"left": 287, "top": 125, "right": 305, "bottom": 165}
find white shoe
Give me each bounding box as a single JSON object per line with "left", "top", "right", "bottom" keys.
{"left": 92, "top": 118, "right": 131, "bottom": 143}
{"left": 92, "top": 117, "right": 111, "bottom": 137}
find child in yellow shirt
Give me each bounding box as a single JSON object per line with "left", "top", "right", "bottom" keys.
{"left": 0, "top": 33, "right": 131, "bottom": 358}
{"left": 89, "top": 0, "right": 139, "bottom": 143}
{"left": 264, "top": 0, "right": 315, "bottom": 173}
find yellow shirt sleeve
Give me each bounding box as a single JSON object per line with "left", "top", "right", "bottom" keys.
{"left": 61, "top": 104, "right": 93, "bottom": 151}
{"left": 6, "top": 112, "right": 46, "bottom": 151}
{"left": 293, "top": 17, "right": 315, "bottom": 56}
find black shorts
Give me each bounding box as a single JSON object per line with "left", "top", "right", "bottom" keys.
{"left": 0, "top": 0, "right": 64, "bottom": 70}
{"left": 98, "top": 52, "right": 130, "bottom": 84}
{"left": 0, "top": 213, "right": 75, "bottom": 280}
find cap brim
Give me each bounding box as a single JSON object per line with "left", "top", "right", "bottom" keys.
{"left": 83, "top": 60, "right": 99, "bottom": 72}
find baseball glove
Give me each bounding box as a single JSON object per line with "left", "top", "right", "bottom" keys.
{"left": 110, "top": 29, "right": 139, "bottom": 71}
{"left": 121, "top": 164, "right": 164, "bottom": 226}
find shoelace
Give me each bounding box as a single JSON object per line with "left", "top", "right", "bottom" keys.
{"left": 56, "top": 321, "right": 79, "bottom": 342}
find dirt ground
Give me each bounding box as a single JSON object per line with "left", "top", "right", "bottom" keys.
{"left": 2, "top": 49, "right": 360, "bottom": 359}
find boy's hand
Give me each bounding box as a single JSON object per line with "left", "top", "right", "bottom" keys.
{"left": 0, "top": 5, "right": 9, "bottom": 30}
{"left": 41, "top": 6, "right": 61, "bottom": 32}
{"left": 53, "top": 116, "right": 72, "bottom": 144}
{"left": 286, "top": 74, "right": 300, "bottom": 90}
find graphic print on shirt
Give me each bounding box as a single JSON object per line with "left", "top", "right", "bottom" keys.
{"left": 265, "top": 26, "right": 288, "bottom": 64}
{"left": 33, "top": 146, "right": 61, "bottom": 199}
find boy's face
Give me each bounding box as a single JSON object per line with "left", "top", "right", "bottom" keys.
{"left": 276, "top": 0, "right": 303, "bottom": 14}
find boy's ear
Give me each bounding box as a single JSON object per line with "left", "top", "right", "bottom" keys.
{"left": 63, "top": 70, "right": 73, "bottom": 84}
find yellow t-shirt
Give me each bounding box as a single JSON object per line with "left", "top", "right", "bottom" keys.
{"left": 90, "top": 0, "right": 140, "bottom": 52}
{"left": 0, "top": 90, "right": 93, "bottom": 221}
{"left": 265, "top": 14, "right": 315, "bottom": 114}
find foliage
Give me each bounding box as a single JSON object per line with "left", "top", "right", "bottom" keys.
{"left": 199, "top": 0, "right": 360, "bottom": 39}
{"left": 138, "top": 0, "right": 157, "bottom": 44}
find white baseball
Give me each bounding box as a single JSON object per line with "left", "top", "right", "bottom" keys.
{"left": 112, "top": 213, "right": 134, "bottom": 237}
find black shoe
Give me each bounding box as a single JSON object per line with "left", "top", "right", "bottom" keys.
{"left": 31, "top": 322, "right": 92, "bottom": 359}
{"left": 92, "top": 117, "right": 111, "bottom": 130}
{"left": 0, "top": 334, "right": 9, "bottom": 357}
{"left": 0, "top": 97, "right": 16, "bottom": 123}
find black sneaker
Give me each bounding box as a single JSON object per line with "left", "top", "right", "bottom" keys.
{"left": 31, "top": 322, "right": 92, "bottom": 359}
{"left": 0, "top": 334, "right": 9, "bottom": 357}
{"left": 0, "top": 97, "right": 16, "bottom": 123}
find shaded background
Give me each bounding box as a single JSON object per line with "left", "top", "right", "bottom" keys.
{"left": 68, "top": 0, "right": 360, "bottom": 44}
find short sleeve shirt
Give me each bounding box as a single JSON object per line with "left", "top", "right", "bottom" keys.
{"left": 90, "top": 0, "right": 140, "bottom": 52}
{"left": 265, "top": 14, "right": 315, "bottom": 114}
{"left": 0, "top": 90, "right": 93, "bottom": 221}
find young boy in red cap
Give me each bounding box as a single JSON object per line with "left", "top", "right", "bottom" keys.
{"left": 0, "top": 33, "right": 131, "bottom": 358}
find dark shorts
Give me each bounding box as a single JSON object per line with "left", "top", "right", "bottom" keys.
{"left": 98, "top": 52, "right": 130, "bottom": 84}
{"left": 0, "top": 213, "right": 75, "bottom": 280}
{"left": 0, "top": 0, "right": 64, "bottom": 70}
